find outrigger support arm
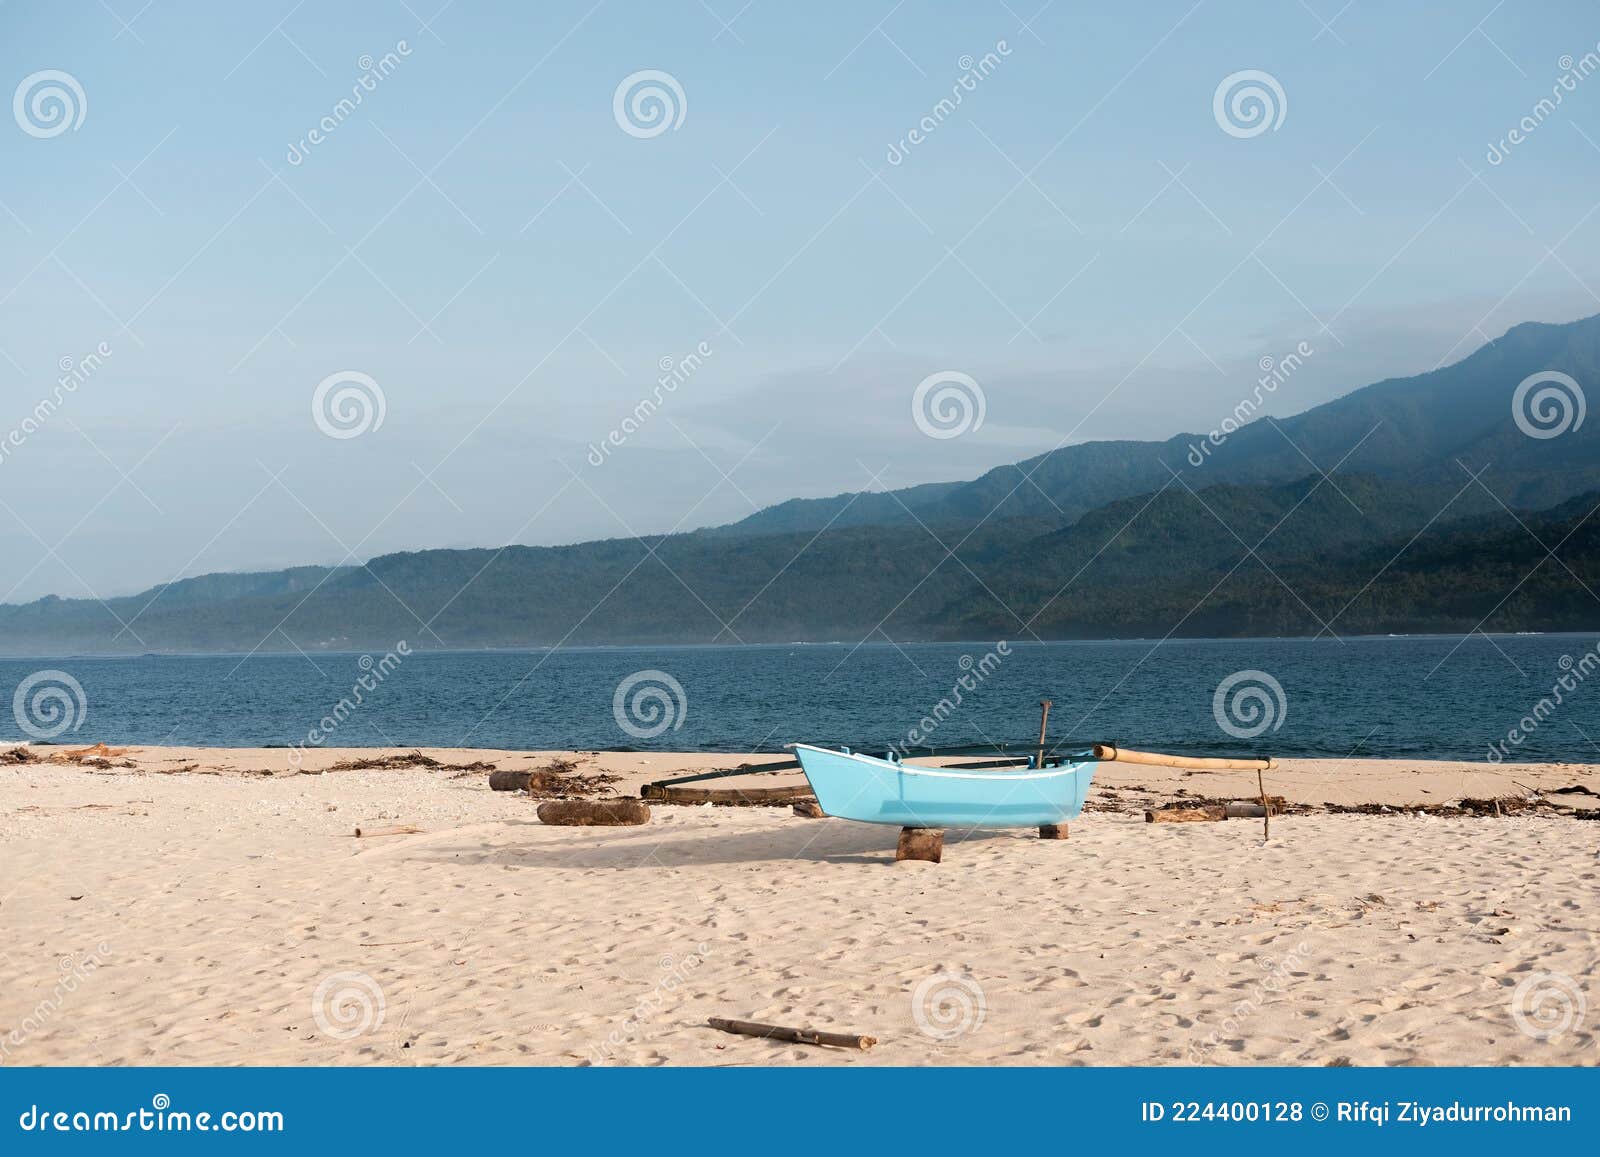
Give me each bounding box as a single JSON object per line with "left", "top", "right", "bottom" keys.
{"left": 1091, "top": 743, "right": 1276, "bottom": 771}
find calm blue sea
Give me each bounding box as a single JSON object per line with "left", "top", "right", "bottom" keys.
{"left": 2, "top": 635, "right": 1597, "bottom": 761}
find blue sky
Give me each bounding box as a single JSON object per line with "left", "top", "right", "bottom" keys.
{"left": 3, "top": 0, "right": 1600, "bottom": 601}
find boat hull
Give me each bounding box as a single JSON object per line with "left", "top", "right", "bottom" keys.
{"left": 793, "top": 744, "right": 1097, "bottom": 828}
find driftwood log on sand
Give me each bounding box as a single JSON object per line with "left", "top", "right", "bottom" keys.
{"left": 708, "top": 1017, "right": 876, "bottom": 1051}
{"left": 536, "top": 798, "right": 650, "bottom": 826}
{"left": 1145, "top": 805, "right": 1228, "bottom": 823}
{"left": 1144, "top": 800, "right": 1286, "bottom": 823}
{"left": 353, "top": 824, "right": 423, "bottom": 837}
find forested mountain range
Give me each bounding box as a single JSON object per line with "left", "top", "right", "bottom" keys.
{"left": 2, "top": 316, "right": 1596, "bottom": 653}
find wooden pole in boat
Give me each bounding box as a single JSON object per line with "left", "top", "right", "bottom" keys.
{"left": 1035, "top": 699, "right": 1070, "bottom": 840}
{"left": 1035, "top": 699, "right": 1052, "bottom": 771}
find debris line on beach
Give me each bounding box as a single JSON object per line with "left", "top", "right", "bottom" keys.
{"left": 324, "top": 750, "right": 497, "bottom": 772}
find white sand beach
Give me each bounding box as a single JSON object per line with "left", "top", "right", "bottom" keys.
{"left": 1, "top": 746, "right": 1596, "bottom": 1066}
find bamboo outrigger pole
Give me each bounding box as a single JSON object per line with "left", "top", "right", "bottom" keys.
{"left": 1036, "top": 699, "right": 1052, "bottom": 770}
{"left": 1092, "top": 743, "right": 1276, "bottom": 772}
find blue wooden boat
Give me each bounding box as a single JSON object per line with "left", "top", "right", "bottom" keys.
{"left": 792, "top": 743, "right": 1097, "bottom": 828}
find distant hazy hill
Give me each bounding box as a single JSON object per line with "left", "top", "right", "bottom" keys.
{"left": 1, "top": 316, "right": 1596, "bottom": 653}
{"left": 715, "top": 314, "right": 1600, "bottom": 533}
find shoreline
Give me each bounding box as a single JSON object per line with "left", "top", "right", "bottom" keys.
{"left": 0, "top": 630, "right": 1591, "bottom": 661}
{"left": 8, "top": 740, "right": 1599, "bottom": 775}
{"left": 6, "top": 744, "right": 1598, "bottom": 811}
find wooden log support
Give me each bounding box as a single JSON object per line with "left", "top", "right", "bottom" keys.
{"left": 895, "top": 827, "right": 944, "bottom": 862}
{"left": 708, "top": 1017, "right": 876, "bottom": 1051}
{"left": 488, "top": 769, "right": 534, "bottom": 792}
{"left": 1094, "top": 744, "right": 1276, "bottom": 771}
{"left": 1038, "top": 823, "right": 1068, "bottom": 839}
{"left": 1145, "top": 805, "right": 1228, "bottom": 823}
{"left": 792, "top": 800, "right": 826, "bottom": 818}
{"left": 536, "top": 798, "right": 651, "bottom": 826}
{"left": 640, "top": 783, "right": 814, "bottom": 805}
